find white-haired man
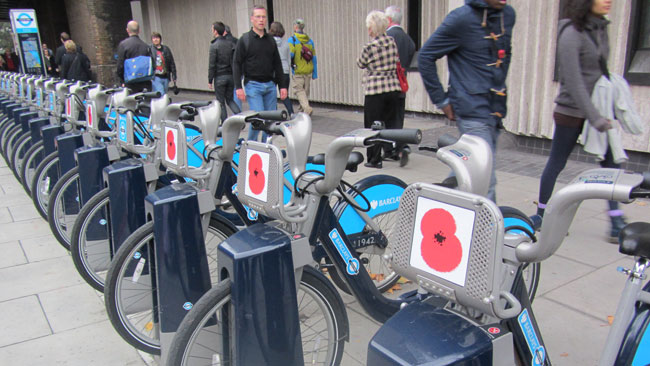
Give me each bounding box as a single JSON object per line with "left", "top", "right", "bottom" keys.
{"left": 384, "top": 5, "right": 416, "bottom": 166}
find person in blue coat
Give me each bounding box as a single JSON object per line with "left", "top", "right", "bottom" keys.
{"left": 419, "top": 0, "right": 515, "bottom": 202}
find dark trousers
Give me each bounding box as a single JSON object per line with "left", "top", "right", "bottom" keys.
{"left": 363, "top": 91, "right": 400, "bottom": 164}
{"left": 538, "top": 118, "right": 620, "bottom": 213}
{"left": 215, "top": 75, "right": 241, "bottom": 123}
{"left": 126, "top": 81, "right": 152, "bottom": 93}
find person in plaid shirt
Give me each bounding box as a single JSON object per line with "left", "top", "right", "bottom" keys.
{"left": 357, "top": 10, "right": 402, "bottom": 169}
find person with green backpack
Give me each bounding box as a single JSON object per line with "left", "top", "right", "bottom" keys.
{"left": 288, "top": 18, "right": 317, "bottom": 116}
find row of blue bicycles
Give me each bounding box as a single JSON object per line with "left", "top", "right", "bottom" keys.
{"left": 0, "top": 71, "right": 648, "bottom": 365}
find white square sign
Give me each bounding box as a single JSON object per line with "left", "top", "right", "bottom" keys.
{"left": 244, "top": 150, "right": 270, "bottom": 203}
{"left": 409, "top": 196, "right": 476, "bottom": 287}
{"left": 164, "top": 126, "right": 178, "bottom": 165}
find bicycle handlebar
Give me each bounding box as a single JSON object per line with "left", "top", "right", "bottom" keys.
{"left": 370, "top": 128, "right": 422, "bottom": 145}
{"left": 245, "top": 110, "right": 288, "bottom": 122}
{"left": 136, "top": 91, "right": 161, "bottom": 100}
{"left": 180, "top": 100, "right": 210, "bottom": 109}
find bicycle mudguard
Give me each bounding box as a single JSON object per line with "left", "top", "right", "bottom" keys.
{"left": 332, "top": 174, "right": 407, "bottom": 235}
{"left": 615, "top": 282, "right": 650, "bottom": 366}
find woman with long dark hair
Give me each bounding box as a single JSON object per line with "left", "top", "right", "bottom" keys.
{"left": 532, "top": 0, "right": 625, "bottom": 241}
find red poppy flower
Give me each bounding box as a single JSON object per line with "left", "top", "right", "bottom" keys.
{"left": 420, "top": 208, "right": 463, "bottom": 273}
{"left": 248, "top": 153, "right": 265, "bottom": 195}
{"left": 166, "top": 130, "right": 176, "bottom": 161}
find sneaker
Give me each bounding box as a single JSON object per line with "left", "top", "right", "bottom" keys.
{"left": 529, "top": 214, "right": 543, "bottom": 232}
{"left": 608, "top": 216, "right": 627, "bottom": 244}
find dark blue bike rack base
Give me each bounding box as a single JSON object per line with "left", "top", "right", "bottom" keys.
{"left": 104, "top": 159, "right": 148, "bottom": 252}
{"left": 56, "top": 132, "right": 84, "bottom": 175}
{"left": 75, "top": 145, "right": 110, "bottom": 205}
{"left": 19, "top": 112, "right": 38, "bottom": 133}
{"left": 41, "top": 125, "right": 64, "bottom": 155}
{"left": 29, "top": 118, "right": 49, "bottom": 143}
{"left": 368, "top": 302, "right": 494, "bottom": 366}
{"left": 146, "top": 184, "right": 212, "bottom": 359}
{"left": 218, "top": 223, "right": 304, "bottom": 366}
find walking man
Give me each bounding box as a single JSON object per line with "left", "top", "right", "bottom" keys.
{"left": 209, "top": 21, "right": 241, "bottom": 123}
{"left": 419, "top": 0, "right": 515, "bottom": 202}
{"left": 116, "top": 20, "right": 153, "bottom": 93}
{"left": 288, "top": 18, "right": 317, "bottom": 116}
{"left": 385, "top": 5, "right": 416, "bottom": 166}
{"left": 233, "top": 5, "right": 288, "bottom": 141}
{"left": 54, "top": 32, "right": 70, "bottom": 74}
{"left": 150, "top": 32, "right": 177, "bottom": 95}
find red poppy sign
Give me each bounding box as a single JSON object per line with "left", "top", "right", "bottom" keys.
{"left": 420, "top": 208, "right": 462, "bottom": 273}
{"left": 409, "top": 197, "right": 476, "bottom": 286}
{"left": 65, "top": 98, "right": 71, "bottom": 117}
{"left": 86, "top": 105, "right": 93, "bottom": 128}
{"left": 164, "top": 127, "right": 178, "bottom": 165}
{"left": 244, "top": 150, "right": 269, "bottom": 202}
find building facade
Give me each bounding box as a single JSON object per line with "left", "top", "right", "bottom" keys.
{"left": 131, "top": 0, "right": 648, "bottom": 152}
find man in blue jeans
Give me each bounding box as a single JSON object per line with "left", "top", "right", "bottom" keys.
{"left": 150, "top": 32, "right": 177, "bottom": 95}
{"left": 233, "top": 5, "right": 288, "bottom": 141}
{"left": 418, "top": 0, "right": 515, "bottom": 202}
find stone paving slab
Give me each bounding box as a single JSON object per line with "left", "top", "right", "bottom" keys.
{"left": 0, "top": 320, "right": 147, "bottom": 366}
{"left": 0, "top": 295, "right": 51, "bottom": 348}
{"left": 38, "top": 283, "right": 108, "bottom": 333}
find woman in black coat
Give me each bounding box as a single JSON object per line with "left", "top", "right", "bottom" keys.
{"left": 60, "top": 40, "right": 91, "bottom": 81}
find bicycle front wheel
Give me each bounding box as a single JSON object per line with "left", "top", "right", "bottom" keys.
{"left": 30, "top": 151, "right": 59, "bottom": 219}
{"left": 167, "top": 266, "right": 346, "bottom": 366}
{"left": 70, "top": 187, "right": 111, "bottom": 292}
{"left": 330, "top": 174, "right": 406, "bottom": 293}
{"left": 20, "top": 141, "right": 44, "bottom": 195}
{"left": 104, "top": 217, "right": 236, "bottom": 354}
{"left": 47, "top": 166, "right": 81, "bottom": 251}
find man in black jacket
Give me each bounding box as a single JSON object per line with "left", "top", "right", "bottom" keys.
{"left": 233, "top": 6, "right": 287, "bottom": 141}
{"left": 209, "top": 21, "right": 240, "bottom": 123}
{"left": 116, "top": 21, "right": 152, "bottom": 93}
{"left": 54, "top": 32, "right": 70, "bottom": 75}
{"left": 385, "top": 5, "right": 416, "bottom": 166}
{"left": 150, "top": 32, "right": 177, "bottom": 95}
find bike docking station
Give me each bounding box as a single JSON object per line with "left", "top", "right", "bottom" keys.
{"left": 143, "top": 103, "right": 224, "bottom": 362}
{"left": 102, "top": 93, "right": 168, "bottom": 253}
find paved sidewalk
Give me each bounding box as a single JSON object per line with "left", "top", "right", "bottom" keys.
{"left": 0, "top": 100, "right": 647, "bottom": 365}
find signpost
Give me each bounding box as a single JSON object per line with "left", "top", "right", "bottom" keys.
{"left": 9, "top": 9, "right": 47, "bottom": 75}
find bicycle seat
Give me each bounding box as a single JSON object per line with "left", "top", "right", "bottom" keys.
{"left": 308, "top": 151, "right": 364, "bottom": 172}
{"left": 619, "top": 222, "right": 650, "bottom": 258}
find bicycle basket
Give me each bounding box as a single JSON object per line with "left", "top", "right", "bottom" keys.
{"left": 390, "top": 183, "right": 518, "bottom": 319}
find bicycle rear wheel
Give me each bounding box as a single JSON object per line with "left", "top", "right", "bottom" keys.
{"left": 47, "top": 167, "right": 81, "bottom": 250}
{"left": 104, "top": 217, "right": 236, "bottom": 354}
{"left": 166, "top": 266, "right": 347, "bottom": 366}
{"left": 70, "top": 188, "right": 111, "bottom": 291}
